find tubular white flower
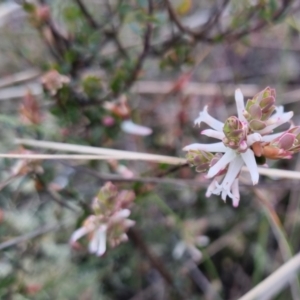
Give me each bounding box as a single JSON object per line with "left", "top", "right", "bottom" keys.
{"left": 207, "top": 149, "right": 236, "bottom": 178}
{"left": 194, "top": 106, "right": 224, "bottom": 131}
{"left": 183, "top": 87, "right": 295, "bottom": 207}
{"left": 89, "top": 225, "right": 107, "bottom": 256}
{"left": 201, "top": 129, "right": 225, "bottom": 140}
{"left": 183, "top": 142, "right": 227, "bottom": 152}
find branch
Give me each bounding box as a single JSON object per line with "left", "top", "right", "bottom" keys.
{"left": 0, "top": 223, "right": 63, "bottom": 251}
{"left": 73, "top": 0, "right": 99, "bottom": 29}
{"left": 122, "top": 0, "right": 153, "bottom": 90}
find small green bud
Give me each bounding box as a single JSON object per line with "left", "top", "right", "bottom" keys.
{"left": 186, "top": 150, "right": 214, "bottom": 173}
{"left": 223, "top": 116, "right": 247, "bottom": 151}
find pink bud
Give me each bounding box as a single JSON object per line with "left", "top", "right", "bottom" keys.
{"left": 102, "top": 116, "right": 115, "bottom": 127}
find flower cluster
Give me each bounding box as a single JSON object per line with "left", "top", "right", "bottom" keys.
{"left": 183, "top": 87, "right": 299, "bottom": 207}
{"left": 70, "top": 182, "right": 135, "bottom": 256}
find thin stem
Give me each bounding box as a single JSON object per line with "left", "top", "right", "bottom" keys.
{"left": 0, "top": 223, "right": 63, "bottom": 251}
{"left": 122, "top": 0, "right": 153, "bottom": 90}
{"left": 73, "top": 0, "right": 99, "bottom": 29}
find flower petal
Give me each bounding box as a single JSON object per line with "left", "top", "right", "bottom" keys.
{"left": 231, "top": 178, "right": 240, "bottom": 207}
{"left": 121, "top": 120, "right": 152, "bottom": 136}
{"left": 205, "top": 175, "right": 223, "bottom": 197}
{"left": 111, "top": 209, "right": 131, "bottom": 221}
{"left": 235, "top": 89, "right": 247, "bottom": 122}
{"left": 220, "top": 156, "right": 244, "bottom": 191}
{"left": 240, "top": 148, "right": 259, "bottom": 184}
{"left": 89, "top": 225, "right": 107, "bottom": 256}
{"left": 216, "top": 156, "right": 244, "bottom": 202}
{"left": 183, "top": 142, "right": 227, "bottom": 152}
{"left": 194, "top": 106, "right": 224, "bottom": 131}
{"left": 207, "top": 149, "right": 236, "bottom": 178}
{"left": 70, "top": 227, "right": 89, "bottom": 244}
{"left": 261, "top": 131, "right": 287, "bottom": 142}
{"left": 201, "top": 129, "right": 225, "bottom": 140}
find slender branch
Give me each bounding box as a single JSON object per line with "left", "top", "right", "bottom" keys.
{"left": 103, "top": 0, "right": 129, "bottom": 59}
{"left": 197, "top": 0, "right": 230, "bottom": 34}
{"left": 164, "top": 0, "right": 202, "bottom": 38}
{"left": 225, "top": 0, "right": 294, "bottom": 41}
{"left": 0, "top": 223, "right": 63, "bottom": 251}
{"left": 165, "top": 0, "right": 294, "bottom": 43}
{"left": 122, "top": 0, "right": 153, "bottom": 90}
{"left": 73, "top": 0, "right": 99, "bottom": 29}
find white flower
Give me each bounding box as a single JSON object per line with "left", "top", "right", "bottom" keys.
{"left": 70, "top": 209, "right": 134, "bottom": 257}
{"left": 183, "top": 88, "right": 294, "bottom": 206}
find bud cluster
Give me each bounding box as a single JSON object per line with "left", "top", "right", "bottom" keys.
{"left": 244, "top": 87, "right": 276, "bottom": 132}
{"left": 184, "top": 87, "right": 298, "bottom": 207}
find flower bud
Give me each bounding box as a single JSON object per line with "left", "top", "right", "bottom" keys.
{"left": 222, "top": 116, "right": 247, "bottom": 152}
{"left": 186, "top": 150, "right": 214, "bottom": 173}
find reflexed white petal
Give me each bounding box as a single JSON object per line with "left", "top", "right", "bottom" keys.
{"left": 70, "top": 227, "right": 89, "bottom": 243}
{"left": 247, "top": 133, "right": 262, "bottom": 146}
{"left": 207, "top": 149, "right": 236, "bottom": 178}
{"left": 194, "top": 106, "right": 224, "bottom": 131}
{"left": 240, "top": 149, "right": 259, "bottom": 184}
{"left": 121, "top": 120, "right": 152, "bottom": 136}
{"left": 219, "top": 156, "right": 244, "bottom": 192}
{"left": 231, "top": 178, "right": 240, "bottom": 207}
{"left": 111, "top": 209, "right": 131, "bottom": 221}
{"left": 235, "top": 89, "right": 247, "bottom": 122}
{"left": 259, "top": 111, "right": 293, "bottom": 135}
{"left": 183, "top": 142, "right": 227, "bottom": 152}
{"left": 201, "top": 129, "right": 225, "bottom": 140}
{"left": 89, "top": 225, "right": 107, "bottom": 256}
{"left": 89, "top": 234, "right": 98, "bottom": 254}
